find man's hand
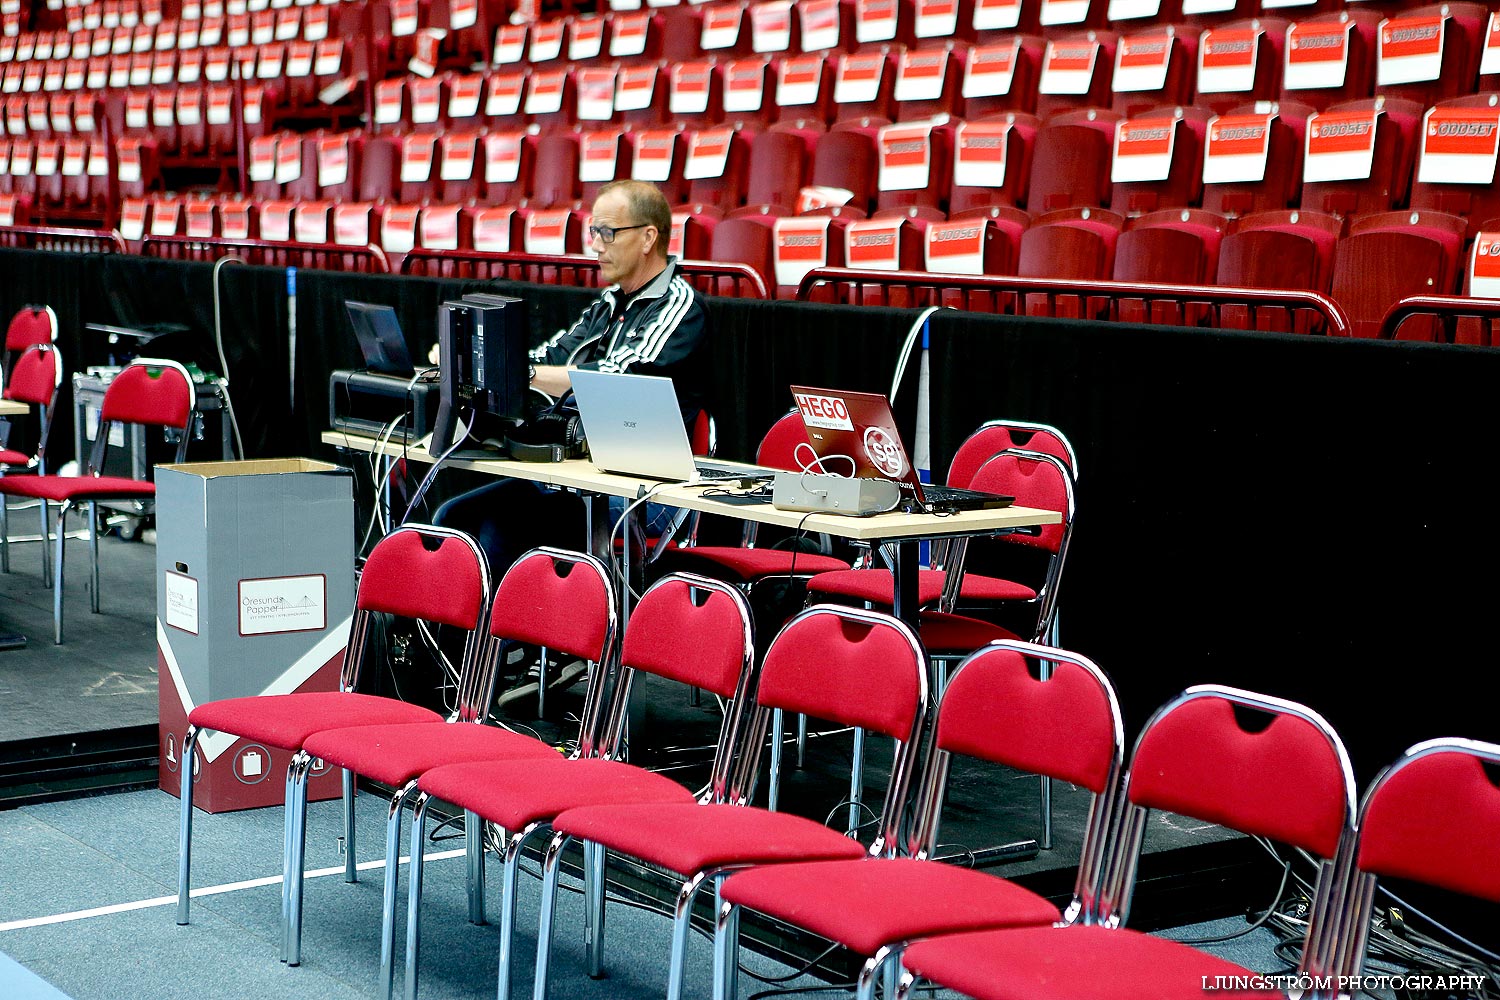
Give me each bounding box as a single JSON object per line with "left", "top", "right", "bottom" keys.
{"left": 531, "top": 364, "right": 574, "bottom": 397}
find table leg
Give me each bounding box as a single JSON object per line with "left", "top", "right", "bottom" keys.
{"left": 890, "top": 539, "right": 920, "bottom": 630}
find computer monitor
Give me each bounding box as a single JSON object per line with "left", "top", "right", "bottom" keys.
{"left": 430, "top": 293, "right": 529, "bottom": 454}
{"left": 344, "top": 301, "right": 416, "bottom": 377}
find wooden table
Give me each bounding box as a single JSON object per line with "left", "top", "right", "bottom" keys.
{"left": 0, "top": 400, "right": 30, "bottom": 416}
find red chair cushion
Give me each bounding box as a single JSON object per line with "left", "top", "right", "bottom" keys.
{"left": 902, "top": 925, "right": 1261, "bottom": 1000}
{"left": 553, "top": 802, "right": 868, "bottom": 873}
{"left": 0, "top": 450, "right": 31, "bottom": 466}
{"left": 302, "top": 720, "right": 557, "bottom": 786}
{"left": 919, "top": 612, "right": 1020, "bottom": 654}
{"left": 808, "top": 569, "right": 1036, "bottom": 605}
{"left": 418, "top": 758, "right": 697, "bottom": 830}
{"left": 0, "top": 475, "right": 155, "bottom": 501}
{"left": 188, "top": 693, "right": 444, "bottom": 752}
{"left": 658, "top": 547, "right": 850, "bottom": 582}
{"left": 720, "top": 857, "right": 1060, "bottom": 955}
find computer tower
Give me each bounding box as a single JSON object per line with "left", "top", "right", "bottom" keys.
{"left": 430, "top": 293, "right": 528, "bottom": 454}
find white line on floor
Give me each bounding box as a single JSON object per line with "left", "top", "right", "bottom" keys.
{"left": 0, "top": 849, "right": 465, "bottom": 933}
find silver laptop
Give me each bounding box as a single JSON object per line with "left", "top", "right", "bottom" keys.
{"left": 569, "top": 370, "right": 771, "bottom": 483}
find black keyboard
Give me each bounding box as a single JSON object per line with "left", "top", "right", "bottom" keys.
{"left": 694, "top": 461, "right": 774, "bottom": 482}
{"left": 920, "top": 484, "right": 1015, "bottom": 512}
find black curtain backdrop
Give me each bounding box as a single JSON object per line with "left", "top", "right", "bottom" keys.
{"left": 4, "top": 249, "right": 1496, "bottom": 780}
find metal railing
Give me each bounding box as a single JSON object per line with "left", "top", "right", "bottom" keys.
{"left": 140, "top": 235, "right": 391, "bottom": 273}
{"left": 0, "top": 224, "right": 127, "bottom": 254}
{"left": 796, "top": 268, "right": 1353, "bottom": 337}
{"left": 400, "top": 249, "right": 771, "bottom": 299}
{"left": 1378, "top": 295, "right": 1500, "bottom": 344}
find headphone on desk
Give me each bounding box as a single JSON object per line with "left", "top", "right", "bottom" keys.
{"left": 505, "top": 390, "right": 588, "bottom": 462}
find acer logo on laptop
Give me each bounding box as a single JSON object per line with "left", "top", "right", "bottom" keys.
{"left": 794, "top": 392, "right": 854, "bottom": 431}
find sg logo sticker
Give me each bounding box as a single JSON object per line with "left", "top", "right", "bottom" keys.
{"left": 863, "top": 426, "right": 907, "bottom": 479}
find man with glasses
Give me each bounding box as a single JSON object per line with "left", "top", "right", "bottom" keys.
{"left": 529, "top": 179, "right": 708, "bottom": 400}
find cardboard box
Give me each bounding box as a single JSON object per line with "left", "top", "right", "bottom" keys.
{"left": 156, "top": 459, "right": 355, "bottom": 812}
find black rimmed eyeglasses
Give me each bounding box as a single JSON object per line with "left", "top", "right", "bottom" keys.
{"left": 588, "top": 223, "right": 648, "bottom": 244}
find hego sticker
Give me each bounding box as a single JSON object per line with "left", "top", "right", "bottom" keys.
{"left": 333, "top": 204, "right": 371, "bottom": 246}
{"left": 794, "top": 389, "right": 854, "bottom": 430}
{"left": 440, "top": 134, "right": 477, "bottom": 181}
{"left": 777, "top": 55, "right": 824, "bottom": 107}
{"left": 492, "top": 23, "right": 525, "bottom": 64}
{"left": 963, "top": 41, "right": 1021, "bottom": 99}
{"left": 845, "top": 218, "right": 903, "bottom": 270}
{"left": 1113, "top": 31, "right": 1174, "bottom": 94}
{"left": 524, "top": 70, "right": 566, "bottom": 115}
{"left": 800, "top": 0, "right": 841, "bottom": 52}
{"left": 1302, "top": 109, "right": 1379, "bottom": 182}
{"left": 526, "top": 209, "right": 571, "bottom": 254}
{"left": 857, "top": 0, "right": 899, "bottom": 43}
{"left": 400, "top": 135, "right": 434, "bottom": 183}
{"left": 576, "top": 67, "right": 617, "bottom": 121}
{"left": 1468, "top": 233, "right": 1500, "bottom": 298}
{"left": 484, "top": 132, "right": 524, "bottom": 184}
{"left": 486, "top": 73, "right": 523, "bottom": 116}
{"left": 751, "top": 1, "right": 793, "bottom": 53}
{"left": 471, "top": 207, "right": 514, "bottom": 252}
{"left": 632, "top": 130, "right": 677, "bottom": 182}
{"left": 1283, "top": 19, "right": 1351, "bottom": 92}
{"left": 774, "top": 217, "right": 833, "bottom": 288}
{"left": 615, "top": 65, "right": 658, "bottom": 112}
{"left": 835, "top": 52, "right": 886, "bottom": 104}
{"left": 954, "top": 119, "right": 1010, "bottom": 187}
{"left": 1416, "top": 106, "right": 1500, "bottom": 186}
{"left": 684, "top": 127, "right": 733, "bottom": 179}
{"left": 913, "top": 0, "right": 958, "bottom": 40}
{"left": 610, "top": 12, "right": 650, "bottom": 57}
{"left": 529, "top": 19, "right": 563, "bottom": 62}
{"left": 1039, "top": 0, "right": 1090, "bottom": 28}
{"left": 1108, "top": 0, "right": 1161, "bottom": 24}
{"left": 294, "top": 203, "right": 329, "bottom": 243}
{"left": 1378, "top": 16, "right": 1445, "bottom": 86}
{"left": 1198, "top": 27, "right": 1260, "bottom": 95}
{"left": 972, "top": 0, "right": 1021, "bottom": 31}
{"left": 317, "top": 135, "right": 348, "bottom": 186}
{"left": 926, "top": 218, "right": 989, "bottom": 275}
{"left": 701, "top": 5, "right": 742, "bottom": 50}
{"left": 567, "top": 17, "right": 603, "bottom": 61}
{"left": 1202, "top": 113, "right": 1273, "bottom": 184}
{"left": 1039, "top": 39, "right": 1099, "bottom": 96}
{"left": 1481, "top": 13, "right": 1500, "bottom": 77}
{"left": 895, "top": 49, "right": 948, "bottom": 103}
{"left": 1111, "top": 117, "right": 1177, "bottom": 182}
{"left": 579, "top": 131, "right": 623, "bottom": 182}
{"left": 878, "top": 123, "right": 933, "bottom": 191}
{"left": 670, "top": 62, "right": 712, "bottom": 114}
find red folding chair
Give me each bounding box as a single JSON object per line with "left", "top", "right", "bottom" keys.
{"left": 1339, "top": 737, "right": 1500, "bottom": 987}
{"left": 546, "top": 605, "right": 928, "bottom": 1000}
{"left": 176, "top": 525, "right": 495, "bottom": 957}
{"left": 898, "top": 684, "right": 1357, "bottom": 1000}
{"left": 295, "top": 546, "right": 618, "bottom": 998}
{"left": 0, "top": 357, "right": 192, "bottom": 643}
{"left": 717, "top": 639, "right": 1124, "bottom": 1000}
{"left": 0, "top": 343, "right": 63, "bottom": 573}
{"left": 408, "top": 572, "right": 756, "bottom": 1000}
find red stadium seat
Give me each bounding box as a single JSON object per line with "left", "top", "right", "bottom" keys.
{"left": 1374, "top": 2, "right": 1486, "bottom": 108}
{"left": 961, "top": 34, "right": 1045, "bottom": 118}
{"left": 734, "top": 126, "right": 813, "bottom": 213}
{"left": 722, "top": 56, "right": 776, "bottom": 129}
{"left": 832, "top": 47, "right": 898, "bottom": 123}
{"left": 1109, "top": 104, "right": 1210, "bottom": 215}
{"left": 1017, "top": 206, "right": 1124, "bottom": 280}
{"left": 1194, "top": 17, "right": 1289, "bottom": 115}
{"left": 629, "top": 129, "right": 689, "bottom": 205}
{"left": 874, "top": 119, "right": 954, "bottom": 215}
{"left": 397, "top": 132, "right": 440, "bottom": 204}
{"left": 700, "top": 2, "right": 753, "bottom": 59}
{"left": 668, "top": 60, "right": 721, "bottom": 127}
{"left": 710, "top": 215, "right": 777, "bottom": 295}
{"left": 1110, "top": 24, "right": 1196, "bottom": 118}
{"left": 1035, "top": 30, "right": 1116, "bottom": 119}
{"left": 811, "top": 126, "right": 879, "bottom": 215}
{"left": 1199, "top": 108, "right": 1304, "bottom": 217}
{"left": 893, "top": 44, "right": 963, "bottom": 120}
{"left": 1215, "top": 208, "right": 1343, "bottom": 325}
{"left": 927, "top": 207, "right": 1032, "bottom": 277}
{"left": 1299, "top": 96, "right": 1422, "bottom": 219}
{"left": 1026, "top": 108, "right": 1121, "bottom": 213}
{"left": 684, "top": 126, "right": 752, "bottom": 212}
{"left": 1279, "top": 10, "right": 1380, "bottom": 111}
{"left": 775, "top": 51, "right": 837, "bottom": 125}
{"left": 1408, "top": 94, "right": 1500, "bottom": 237}
{"left": 1113, "top": 208, "right": 1230, "bottom": 322}
{"left": 616, "top": 62, "right": 671, "bottom": 127}
{"left": 475, "top": 130, "right": 535, "bottom": 207}
{"left": 949, "top": 111, "right": 1039, "bottom": 215}
{"left": 1330, "top": 214, "right": 1465, "bottom": 338}
{"left": 798, "top": 0, "right": 857, "bottom": 55}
